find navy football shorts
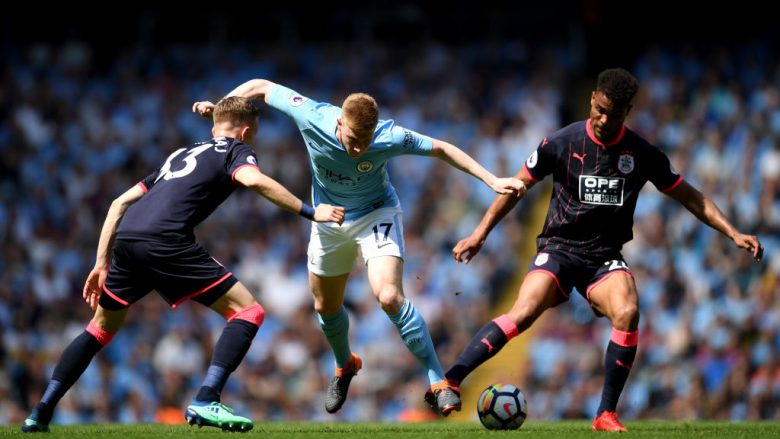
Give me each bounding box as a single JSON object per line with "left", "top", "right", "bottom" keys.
{"left": 526, "top": 248, "right": 632, "bottom": 307}
{"left": 100, "top": 238, "right": 238, "bottom": 310}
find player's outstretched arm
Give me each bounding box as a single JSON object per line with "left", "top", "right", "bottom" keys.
{"left": 83, "top": 185, "right": 146, "bottom": 310}
{"left": 193, "top": 79, "right": 278, "bottom": 119}
{"left": 453, "top": 169, "right": 536, "bottom": 264}
{"left": 234, "top": 166, "right": 345, "bottom": 224}
{"left": 666, "top": 179, "right": 763, "bottom": 261}
{"left": 429, "top": 139, "right": 526, "bottom": 196}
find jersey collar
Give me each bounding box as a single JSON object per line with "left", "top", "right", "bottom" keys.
{"left": 586, "top": 119, "right": 626, "bottom": 148}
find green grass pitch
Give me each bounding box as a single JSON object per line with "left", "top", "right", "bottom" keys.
{"left": 3, "top": 421, "right": 780, "bottom": 438}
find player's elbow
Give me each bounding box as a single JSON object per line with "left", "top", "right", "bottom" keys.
{"left": 246, "top": 79, "right": 274, "bottom": 98}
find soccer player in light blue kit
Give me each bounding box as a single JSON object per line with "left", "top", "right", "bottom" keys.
{"left": 194, "top": 81, "right": 524, "bottom": 416}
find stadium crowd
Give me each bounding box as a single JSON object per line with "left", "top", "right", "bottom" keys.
{"left": 0, "top": 39, "right": 777, "bottom": 423}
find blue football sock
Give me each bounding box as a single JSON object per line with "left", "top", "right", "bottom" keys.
{"left": 388, "top": 299, "right": 444, "bottom": 385}
{"left": 318, "top": 307, "right": 351, "bottom": 368}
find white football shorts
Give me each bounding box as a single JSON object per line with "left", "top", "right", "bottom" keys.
{"left": 307, "top": 206, "right": 405, "bottom": 276}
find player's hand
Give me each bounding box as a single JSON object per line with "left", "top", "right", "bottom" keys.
{"left": 732, "top": 232, "right": 764, "bottom": 262}
{"left": 453, "top": 234, "right": 485, "bottom": 264}
{"left": 314, "top": 204, "right": 345, "bottom": 225}
{"left": 192, "top": 101, "right": 215, "bottom": 119}
{"left": 83, "top": 265, "right": 108, "bottom": 310}
{"left": 490, "top": 177, "right": 526, "bottom": 197}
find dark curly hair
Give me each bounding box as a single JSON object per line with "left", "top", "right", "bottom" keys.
{"left": 596, "top": 68, "right": 639, "bottom": 106}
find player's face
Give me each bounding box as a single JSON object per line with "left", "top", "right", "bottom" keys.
{"left": 589, "top": 91, "right": 631, "bottom": 144}
{"left": 337, "top": 118, "right": 373, "bottom": 158}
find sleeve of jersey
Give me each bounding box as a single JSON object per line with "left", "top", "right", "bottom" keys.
{"left": 266, "top": 83, "right": 317, "bottom": 122}
{"left": 136, "top": 170, "right": 159, "bottom": 193}
{"left": 389, "top": 125, "right": 433, "bottom": 156}
{"left": 647, "top": 147, "right": 683, "bottom": 193}
{"left": 227, "top": 143, "right": 261, "bottom": 183}
{"left": 521, "top": 139, "right": 556, "bottom": 182}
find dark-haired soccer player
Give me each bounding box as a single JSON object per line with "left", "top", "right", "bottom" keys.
{"left": 441, "top": 68, "right": 763, "bottom": 432}
{"left": 21, "top": 97, "right": 345, "bottom": 433}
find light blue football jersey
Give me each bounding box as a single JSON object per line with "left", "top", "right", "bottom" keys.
{"left": 267, "top": 84, "right": 433, "bottom": 220}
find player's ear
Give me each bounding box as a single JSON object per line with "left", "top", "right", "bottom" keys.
{"left": 238, "top": 125, "right": 250, "bottom": 141}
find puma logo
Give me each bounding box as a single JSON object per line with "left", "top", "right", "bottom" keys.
{"left": 572, "top": 152, "right": 587, "bottom": 165}
{"left": 615, "top": 359, "right": 632, "bottom": 370}
{"left": 481, "top": 337, "right": 495, "bottom": 353}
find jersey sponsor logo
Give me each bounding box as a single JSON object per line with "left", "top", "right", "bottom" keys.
{"left": 247, "top": 156, "right": 257, "bottom": 165}
{"left": 534, "top": 252, "right": 549, "bottom": 266}
{"left": 617, "top": 153, "right": 634, "bottom": 174}
{"left": 579, "top": 175, "right": 625, "bottom": 206}
{"left": 356, "top": 160, "right": 373, "bottom": 173}
{"left": 526, "top": 151, "right": 538, "bottom": 168}
{"left": 289, "top": 94, "right": 308, "bottom": 107}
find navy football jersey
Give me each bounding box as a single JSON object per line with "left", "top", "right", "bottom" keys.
{"left": 522, "top": 120, "right": 682, "bottom": 256}
{"left": 116, "top": 137, "right": 259, "bottom": 241}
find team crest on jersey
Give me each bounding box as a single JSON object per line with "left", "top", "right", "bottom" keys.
{"left": 526, "top": 151, "right": 538, "bottom": 169}
{"left": 534, "top": 252, "right": 549, "bottom": 266}
{"left": 617, "top": 153, "right": 634, "bottom": 174}
{"left": 289, "top": 94, "right": 308, "bottom": 107}
{"left": 356, "top": 160, "right": 373, "bottom": 173}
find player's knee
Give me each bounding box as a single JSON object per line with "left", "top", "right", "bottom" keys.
{"left": 375, "top": 286, "right": 403, "bottom": 313}
{"left": 229, "top": 303, "right": 265, "bottom": 327}
{"left": 612, "top": 304, "right": 639, "bottom": 330}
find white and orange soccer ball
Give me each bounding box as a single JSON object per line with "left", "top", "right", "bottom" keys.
{"left": 476, "top": 383, "right": 528, "bottom": 430}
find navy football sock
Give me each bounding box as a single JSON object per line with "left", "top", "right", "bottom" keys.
{"left": 196, "top": 319, "right": 258, "bottom": 402}
{"left": 445, "top": 316, "right": 517, "bottom": 384}
{"left": 34, "top": 331, "right": 104, "bottom": 423}
{"left": 597, "top": 337, "right": 638, "bottom": 415}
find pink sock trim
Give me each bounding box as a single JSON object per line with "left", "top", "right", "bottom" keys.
{"left": 86, "top": 321, "right": 115, "bottom": 346}
{"left": 610, "top": 328, "right": 638, "bottom": 347}
{"left": 492, "top": 314, "right": 519, "bottom": 340}
{"left": 228, "top": 303, "right": 265, "bottom": 327}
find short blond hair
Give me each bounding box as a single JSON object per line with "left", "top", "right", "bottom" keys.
{"left": 342, "top": 93, "right": 378, "bottom": 134}
{"left": 213, "top": 96, "right": 260, "bottom": 127}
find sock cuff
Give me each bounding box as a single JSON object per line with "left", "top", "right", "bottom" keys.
{"left": 86, "top": 321, "right": 115, "bottom": 346}
{"left": 492, "top": 314, "right": 519, "bottom": 340}
{"left": 318, "top": 306, "right": 348, "bottom": 324}
{"left": 228, "top": 303, "right": 264, "bottom": 327}
{"left": 387, "top": 299, "right": 411, "bottom": 324}
{"left": 610, "top": 327, "right": 638, "bottom": 347}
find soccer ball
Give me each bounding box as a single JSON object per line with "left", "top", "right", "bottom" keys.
{"left": 476, "top": 383, "right": 527, "bottom": 430}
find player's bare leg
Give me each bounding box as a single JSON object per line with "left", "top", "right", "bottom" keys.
{"left": 310, "top": 272, "right": 361, "bottom": 413}
{"left": 445, "top": 272, "right": 559, "bottom": 386}
{"left": 588, "top": 271, "right": 638, "bottom": 432}
{"left": 365, "top": 256, "right": 457, "bottom": 415}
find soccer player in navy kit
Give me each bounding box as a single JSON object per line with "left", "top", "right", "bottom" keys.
{"left": 21, "top": 97, "right": 345, "bottom": 433}
{"left": 441, "top": 69, "right": 763, "bottom": 431}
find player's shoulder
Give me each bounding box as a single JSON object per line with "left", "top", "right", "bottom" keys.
{"left": 540, "top": 120, "right": 586, "bottom": 151}
{"left": 622, "top": 126, "right": 662, "bottom": 154}
{"left": 552, "top": 120, "right": 587, "bottom": 143}
{"left": 371, "top": 118, "right": 403, "bottom": 146}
